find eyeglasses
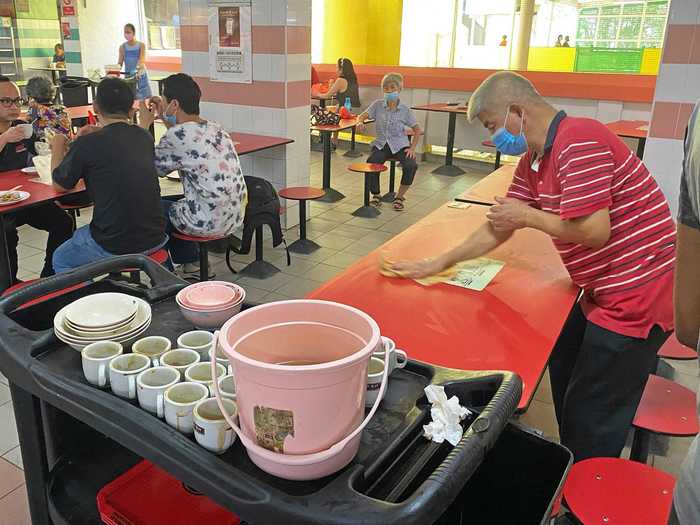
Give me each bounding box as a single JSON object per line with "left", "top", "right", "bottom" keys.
{"left": 0, "top": 97, "right": 25, "bottom": 108}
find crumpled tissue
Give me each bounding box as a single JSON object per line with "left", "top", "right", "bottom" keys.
{"left": 422, "top": 385, "right": 472, "bottom": 446}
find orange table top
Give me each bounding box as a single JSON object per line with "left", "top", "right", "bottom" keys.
{"left": 0, "top": 170, "right": 85, "bottom": 214}
{"left": 458, "top": 165, "right": 515, "bottom": 205}
{"left": 278, "top": 187, "right": 325, "bottom": 201}
{"left": 411, "top": 103, "right": 469, "bottom": 114}
{"left": 605, "top": 120, "right": 649, "bottom": 139}
{"left": 310, "top": 117, "right": 360, "bottom": 133}
{"left": 307, "top": 171, "right": 578, "bottom": 411}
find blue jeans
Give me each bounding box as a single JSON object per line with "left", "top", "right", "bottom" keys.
{"left": 162, "top": 199, "right": 199, "bottom": 265}
{"left": 52, "top": 225, "right": 167, "bottom": 274}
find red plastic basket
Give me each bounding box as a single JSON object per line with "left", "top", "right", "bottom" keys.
{"left": 97, "top": 461, "right": 241, "bottom": 525}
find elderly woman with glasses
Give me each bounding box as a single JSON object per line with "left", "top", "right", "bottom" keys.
{"left": 26, "top": 76, "right": 71, "bottom": 140}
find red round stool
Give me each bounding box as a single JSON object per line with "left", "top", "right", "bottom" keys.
{"left": 658, "top": 334, "right": 697, "bottom": 361}
{"left": 630, "top": 374, "right": 699, "bottom": 463}
{"left": 171, "top": 231, "right": 228, "bottom": 282}
{"left": 278, "top": 186, "right": 325, "bottom": 254}
{"left": 481, "top": 139, "right": 501, "bottom": 170}
{"left": 57, "top": 201, "right": 94, "bottom": 232}
{"left": 347, "top": 163, "right": 388, "bottom": 218}
{"left": 2, "top": 279, "right": 87, "bottom": 310}
{"left": 564, "top": 457, "right": 675, "bottom": 525}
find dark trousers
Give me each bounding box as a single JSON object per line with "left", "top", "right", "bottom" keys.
{"left": 162, "top": 199, "right": 199, "bottom": 265}
{"left": 4, "top": 202, "right": 73, "bottom": 282}
{"left": 668, "top": 501, "right": 681, "bottom": 525}
{"left": 366, "top": 144, "right": 418, "bottom": 195}
{"left": 549, "top": 303, "right": 670, "bottom": 462}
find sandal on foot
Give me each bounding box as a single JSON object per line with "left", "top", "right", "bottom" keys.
{"left": 393, "top": 197, "right": 405, "bottom": 211}
{"left": 370, "top": 194, "right": 382, "bottom": 208}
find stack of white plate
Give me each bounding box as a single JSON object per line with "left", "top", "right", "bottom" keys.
{"left": 54, "top": 293, "right": 152, "bottom": 351}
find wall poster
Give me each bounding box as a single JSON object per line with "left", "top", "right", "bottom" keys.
{"left": 207, "top": 0, "right": 252, "bottom": 84}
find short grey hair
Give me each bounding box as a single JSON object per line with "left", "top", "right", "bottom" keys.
{"left": 26, "top": 76, "right": 55, "bottom": 104}
{"left": 467, "top": 71, "right": 541, "bottom": 122}
{"left": 381, "top": 72, "right": 403, "bottom": 90}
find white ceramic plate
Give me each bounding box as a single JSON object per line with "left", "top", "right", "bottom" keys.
{"left": 64, "top": 292, "right": 139, "bottom": 329}
{"left": 0, "top": 191, "right": 30, "bottom": 206}
{"left": 57, "top": 320, "right": 152, "bottom": 351}
{"left": 21, "top": 167, "right": 37, "bottom": 174}
{"left": 64, "top": 311, "right": 137, "bottom": 335}
{"left": 54, "top": 297, "right": 151, "bottom": 343}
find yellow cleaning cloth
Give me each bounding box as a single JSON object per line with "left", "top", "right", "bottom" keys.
{"left": 378, "top": 252, "right": 459, "bottom": 286}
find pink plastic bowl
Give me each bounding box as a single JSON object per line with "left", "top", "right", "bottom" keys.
{"left": 177, "top": 289, "right": 245, "bottom": 328}
{"left": 177, "top": 282, "right": 244, "bottom": 311}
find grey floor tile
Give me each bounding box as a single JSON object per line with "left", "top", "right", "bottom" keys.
{"left": 286, "top": 246, "right": 338, "bottom": 263}
{"left": 314, "top": 210, "right": 353, "bottom": 224}
{"left": 17, "top": 254, "right": 45, "bottom": 275}
{"left": 345, "top": 216, "right": 392, "bottom": 230}
{"left": 378, "top": 219, "right": 413, "bottom": 234}
{"left": 261, "top": 292, "right": 294, "bottom": 303}
{"left": 275, "top": 277, "right": 323, "bottom": 299}
{"left": 342, "top": 240, "right": 382, "bottom": 257}
{"left": 238, "top": 285, "right": 270, "bottom": 304}
{"left": 0, "top": 371, "right": 6, "bottom": 385}
{"left": 0, "top": 385, "right": 10, "bottom": 407}
{"left": 313, "top": 233, "right": 356, "bottom": 251}
{"left": 19, "top": 231, "right": 48, "bottom": 251}
{"left": 2, "top": 446, "right": 22, "bottom": 470}
{"left": 0, "top": 402, "right": 18, "bottom": 456}
{"left": 306, "top": 218, "right": 342, "bottom": 234}
{"left": 517, "top": 399, "right": 559, "bottom": 442}
{"left": 322, "top": 252, "right": 363, "bottom": 269}
{"left": 16, "top": 245, "right": 40, "bottom": 261}
{"left": 236, "top": 271, "right": 295, "bottom": 293}
{"left": 277, "top": 258, "right": 319, "bottom": 277}
{"left": 304, "top": 263, "right": 343, "bottom": 283}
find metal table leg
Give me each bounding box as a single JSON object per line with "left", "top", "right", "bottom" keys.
{"left": 352, "top": 173, "right": 381, "bottom": 218}
{"left": 343, "top": 126, "right": 363, "bottom": 158}
{"left": 288, "top": 199, "right": 321, "bottom": 254}
{"left": 317, "top": 131, "right": 345, "bottom": 203}
{"left": 432, "top": 112, "right": 465, "bottom": 176}
{"left": 0, "top": 214, "right": 13, "bottom": 293}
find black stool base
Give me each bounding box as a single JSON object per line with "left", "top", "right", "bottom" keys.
{"left": 380, "top": 191, "right": 396, "bottom": 203}
{"left": 352, "top": 206, "right": 381, "bottom": 218}
{"left": 240, "top": 260, "right": 280, "bottom": 279}
{"left": 431, "top": 164, "right": 465, "bottom": 176}
{"left": 317, "top": 188, "right": 345, "bottom": 203}
{"left": 343, "top": 149, "right": 363, "bottom": 158}
{"left": 288, "top": 238, "right": 321, "bottom": 254}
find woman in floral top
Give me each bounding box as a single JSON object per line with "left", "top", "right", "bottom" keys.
{"left": 139, "top": 73, "right": 247, "bottom": 278}
{"left": 26, "top": 76, "right": 71, "bottom": 139}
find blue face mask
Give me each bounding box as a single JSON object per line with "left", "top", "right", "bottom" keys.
{"left": 384, "top": 91, "right": 399, "bottom": 104}
{"left": 491, "top": 107, "right": 527, "bottom": 156}
{"left": 162, "top": 103, "right": 177, "bottom": 126}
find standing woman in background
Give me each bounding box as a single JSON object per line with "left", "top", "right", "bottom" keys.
{"left": 118, "top": 23, "right": 152, "bottom": 100}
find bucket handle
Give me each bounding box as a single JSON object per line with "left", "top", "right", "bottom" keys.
{"left": 211, "top": 330, "right": 390, "bottom": 466}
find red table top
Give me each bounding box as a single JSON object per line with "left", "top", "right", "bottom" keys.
{"left": 278, "top": 187, "right": 325, "bottom": 201}
{"left": 411, "top": 103, "right": 469, "bottom": 114}
{"left": 0, "top": 170, "right": 85, "bottom": 214}
{"left": 229, "top": 132, "right": 294, "bottom": 156}
{"left": 458, "top": 165, "right": 514, "bottom": 205}
{"left": 307, "top": 176, "right": 578, "bottom": 411}
{"left": 605, "top": 120, "right": 649, "bottom": 139}
{"left": 310, "top": 117, "right": 360, "bottom": 133}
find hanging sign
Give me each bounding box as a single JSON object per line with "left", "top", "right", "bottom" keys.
{"left": 207, "top": 0, "right": 252, "bottom": 84}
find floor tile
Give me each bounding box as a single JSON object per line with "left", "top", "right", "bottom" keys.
{"left": 0, "top": 402, "right": 18, "bottom": 457}
{"left": 16, "top": 254, "right": 45, "bottom": 275}
{"left": 275, "top": 277, "right": 323, "bottom": 299}
{"left": 16, "top": 245, "right": 40, "bottom": 261}
{"left": 2, "top": 447, "right": 22, "bottom": 470}
{"left": 276, "top": 258, "right": 318, "bottom": 278}
{"left": 313, "top": 233, "right": 356, "bottom": 251}
{"left": 304, "top": 263, "right": 343, "bottom": 283}
{"left": 0, "top": 371, "right": 6, "bottom": 386}
{"left": 0, "top": 384, "right": 10, "bottom": 406}
{"left": 517, "top": 399, "right": 560, "bottom": 442}
{"left": 261, "top": 292, "right": 294, "bottom": 303}
{"left": 322, "top": 252, "right": 363, "bottom": 269}
{"left": 0, "top": 485, "right": 30, "bottom": 525}
{"left": 0, "top": 458, "right": 23, "bottom": 498}
{"left": 236, "top": 272, "right": 295, "bottom": 293}
{"left": 237, "top": 285, "right": 269, "bottom": 304}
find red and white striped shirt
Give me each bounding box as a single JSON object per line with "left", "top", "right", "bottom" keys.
{"left": 507, "top": 115, "right": 675, "bottom": 338}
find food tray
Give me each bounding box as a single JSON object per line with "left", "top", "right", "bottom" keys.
{"left": 0, "top": 255, "right": 523, "bottom": 525}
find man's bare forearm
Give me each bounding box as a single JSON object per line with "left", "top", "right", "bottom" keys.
{"left": 436, "top": 222, "right": 512, "bottom": 269}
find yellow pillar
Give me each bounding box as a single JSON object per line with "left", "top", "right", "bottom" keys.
{"left": 513, "top": 0, "right": 535, "bottom": 71}
{"left": 320, "top": 0, "right": 403, "bottom": 66}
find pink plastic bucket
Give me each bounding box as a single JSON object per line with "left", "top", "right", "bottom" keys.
{"left": 211, "top": 300, "right": 388, "bottom": 480}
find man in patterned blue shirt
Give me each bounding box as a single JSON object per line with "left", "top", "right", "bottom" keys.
{"left": 669, "top": 100, "right": 700, "bottom": 525}
{"left": 355, "top": 73, "right": 421, "bottom": 211}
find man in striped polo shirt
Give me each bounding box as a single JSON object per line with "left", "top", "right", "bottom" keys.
{"left": 394, "top": 71, "right": 675, "bottom": 461}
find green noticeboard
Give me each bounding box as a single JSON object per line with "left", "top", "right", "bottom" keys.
{"left": 574, "top": 47, "right": 644, "bottom": 73}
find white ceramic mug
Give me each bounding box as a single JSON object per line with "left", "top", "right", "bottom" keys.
{"left": 17, "top": 123, "right": 33, "bottom": 139}
{"left": 109, "top": 353, "right": 151, "bottom": 399}
{"left": 217, "top": 374, "right": 236, "bottom": 401}
{"left": 177, "top": 331, "right": 214, "bottom": 360}
{"left": 374, "top": 337, "right": 407, "bottom": 374}
{"left": 365, "top": 356, "right": 387, "bottom": 407}
{"left": 185, "top": 361, "right": 226, "bottom": 395}
{"left": 193, "top": 397, "right": 238, "bottom": 454}
{"left": 136, "top": 366, "right": 180, "bottom": 417}
{"left": 132, "top": 336, "right": 172, "bottom": 367}
{"left": 81, "top": 341, "right": 123, "bottom": 388}
{"left": 208, "top": 346, "right": 232, "bottom": 375}
{"left": 164, "top": 382, "right": 209, "bottom": 435}
{"left": 161, "top": 348, "right": 201, "bottom": 380}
